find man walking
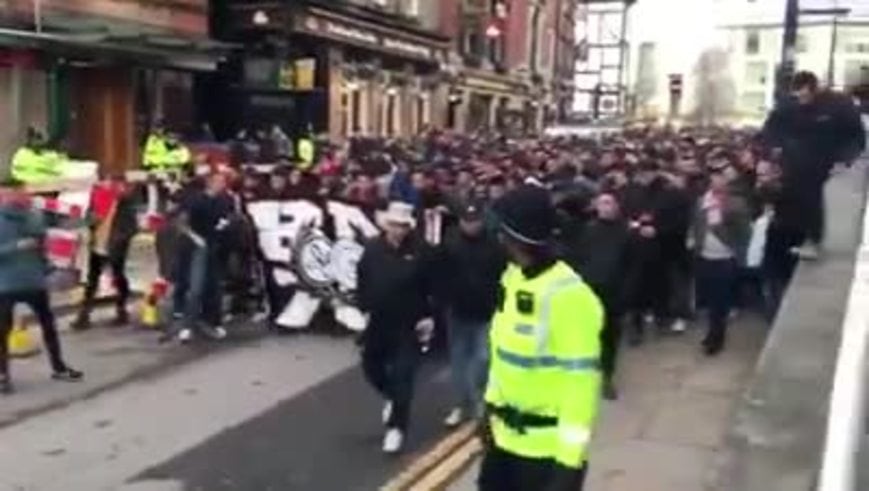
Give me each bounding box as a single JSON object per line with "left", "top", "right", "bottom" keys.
{"left": 478, "top": 185, "right": 603, "bottom": 491}
{"left": 439, "top": 201, "right": 506, "bottom": 427}
{"left": 0, "top": 181, "right": 82, "bottom": 394}
{"left": 357, "top": 201, "right": 436, "bottom": 453}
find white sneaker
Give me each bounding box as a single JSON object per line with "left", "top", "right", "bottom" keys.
{"left": 382, "top": 428, "right": 404, "bottom": 454}
{"left": 212, "top": 326, "right": 228, "bottom": 340}
{"left": 670, "top": 319, "right": 687, "bottom": 333}
{"left": 201, "top": 326, "right": 228, "bottom": 340}
{"left": 444, "top": 408, "right": 464, "bottom": 428}
{"left": 178, "top": 328, "right": 193, "bottom": 343}
{"left": 791, "top": 242, "right": 821, "bottom": 260}
{"left": 382, "top": 401, "right": 393, "bottom": 425}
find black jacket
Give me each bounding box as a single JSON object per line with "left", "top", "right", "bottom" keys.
{"left": 357, "top": 235, "right": 436, "bottom": 339}
{"left": 762, "top": 91, "right": 865, "bottom": 179}
{"left": 565, "top": 218, "right": 632, "bottom": 314}
{"left": 438, "top": 229, "right": 506, "bottom": 323}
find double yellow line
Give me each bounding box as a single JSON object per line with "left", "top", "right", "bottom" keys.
{"left": 381, "top": 423, "right": 483, "bottom": 491}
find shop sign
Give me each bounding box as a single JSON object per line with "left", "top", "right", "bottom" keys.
{"left": 299, "top": 15, "right": 438, "bottom": 62}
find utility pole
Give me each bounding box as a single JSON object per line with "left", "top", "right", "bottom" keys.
{"left": 775, "top": 0, "right": 799, "bottom": 105}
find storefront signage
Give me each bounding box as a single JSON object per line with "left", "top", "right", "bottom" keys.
{"left": 299, "top": 15, "right": 439, "bottom": 62}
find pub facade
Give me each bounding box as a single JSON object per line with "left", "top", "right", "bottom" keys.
{"left": 223, "top": 0, "right": 450, "bottom": 141}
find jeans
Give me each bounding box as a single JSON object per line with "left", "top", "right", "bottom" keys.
{"left": 172, "top": 243, "right": 208, "bottom": 324}
{"left": 361, "top": 334, "right": 418, "bottom": 431}
{"left": 447, "top": 314, "right": 489, "bottom": 416}
{"left": 0, "top": 290, "right": 67, "bottom": 377}
{"left": 696, "top": 258, "right": 738, "bottom": 351}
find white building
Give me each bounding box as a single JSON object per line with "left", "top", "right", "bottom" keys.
{"left": 624, "top": 0, "right": 869, "bottom": 124}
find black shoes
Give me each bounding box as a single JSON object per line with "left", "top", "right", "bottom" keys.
{"left": 602, "top": 378, "right": 619, "bottom": 401}
{"left": 0, "top": 375, "right": 12, "bottom": 395}
{"left": 52, "top": 367, "right": 84, "bottom": 382}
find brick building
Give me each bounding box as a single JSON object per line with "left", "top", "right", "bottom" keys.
{"left": 0, "top": 0, "right": 225, "bottom": 176}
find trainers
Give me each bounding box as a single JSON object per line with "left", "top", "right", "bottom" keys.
{"left": 382, "top": 401, "right": 393, "bottom": 425}
{"left": 444, "top": 407, "right": 464, "bottom": 428}
{"left": 791, "top": 242, "right": 821, "bottom": 261}
{"left": 178, "top": 328, "right": 194, "bottom": 343}
{"left": 602, "top": 378, "right": 619, "bottom": 401}
{"left": 202, "top": 326, "right": 228, "bottom": 340}
{"left": 670, "top": 319, "right": 687, "bottom": 334}
{"left": 382, "top": 428, "right": 404, "bottom": 454}
{"left": 52, "top": 367, "right": 84, "bottom": 382}
{"left": 70, "top": 315, "right": 91, "bottom": 331}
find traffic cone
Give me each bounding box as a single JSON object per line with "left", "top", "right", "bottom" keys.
{"left": 8, "top": 320, "right": 40, "bottom": 358}
{"left": 140, "top": 278, "right": 169, "bottom": 329}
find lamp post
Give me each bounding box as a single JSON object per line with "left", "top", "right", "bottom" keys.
{"left": 800, "top": 7, "right": 851, "bottom": 88}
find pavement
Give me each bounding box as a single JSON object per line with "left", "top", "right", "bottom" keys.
{"left": 450, "top": 315, "right": 768, "bottom": 491}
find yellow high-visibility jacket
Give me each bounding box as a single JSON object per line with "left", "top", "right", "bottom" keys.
{"left": 485, "top": 260, "right": 604, "bottom": 468}
{"left": 11, "top": 147, "right": 62, "bottom": 184}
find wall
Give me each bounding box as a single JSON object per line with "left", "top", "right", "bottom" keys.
{"left": 0, "top": 63, "right": 47, "bottom": 177}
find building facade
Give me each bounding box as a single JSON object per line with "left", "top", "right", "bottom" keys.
{"left": 220, "top": 0, "right": 449, "bottom": 141}
{"left": 0, "top": 0, "right": 224, "bottom": 175}
{"left": 623, "top": 0, "right": 869, "bottom": 125}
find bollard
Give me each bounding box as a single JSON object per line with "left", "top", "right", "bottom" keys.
{"left": 8, "top": 320, "right": 40, "bottom": 358}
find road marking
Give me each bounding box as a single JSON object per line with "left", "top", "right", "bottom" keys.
{"left": 380, "top": 423, "right": 477, "bottom": 491}
{"left": 409, "top": 436, "right": 482, "bottom": 491}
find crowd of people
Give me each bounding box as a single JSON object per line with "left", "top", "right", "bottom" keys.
{"left": 0, "top": 68, "right": 863, "bottom": 491}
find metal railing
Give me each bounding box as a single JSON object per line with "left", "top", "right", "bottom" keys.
{"left": 817, "top": 176, "right": 869, "bottom": 491}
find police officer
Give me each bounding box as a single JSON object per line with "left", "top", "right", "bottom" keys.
{"left": 143, "top": 126, "right": 190, "bottom": 173}
{"left": 478, "top": 184, "right": 603, "bottom": 491}
{"left": 11, "top": 128, "right": 62, "bottom": 185}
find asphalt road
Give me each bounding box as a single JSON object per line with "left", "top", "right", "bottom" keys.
{"left": 0, "top": 334, "right": 454, "bottom": 491}
{"left": 135, "top": 357, "right": 454, "bottom": 491}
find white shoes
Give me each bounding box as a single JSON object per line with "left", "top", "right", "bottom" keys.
{"left": 382, "top": 401, "right": 393, "bottom": 425}
{"left": 178, "top": 328, "right": 193, "bottom": 343}
{"left": 444, "top": 408, "right": 464, "bottom": 428}
{"left": 791, "top": 242, "right": 821, "bottom": 261}
{"left": 210, "top": 326, "right": 228, "bottom": 340}
{"left": 382, "top": 428, "right": 404, "bottom": 454}
{"left": 670, "top": 319, "right": 687, "bottom": 334}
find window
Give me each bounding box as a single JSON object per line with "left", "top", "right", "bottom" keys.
{"left": 844, "top": 60, "right": 869, "bottom": 88}
{"left": 744, "top": 61, "right": 768, "bottom": 86}
{"left": 745, "top": 30, "right": 760, "bottom": 55}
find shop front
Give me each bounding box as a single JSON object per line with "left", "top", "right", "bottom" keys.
{"left": 227, "top": 2, "right": 449, "bottom": 141}
{"left": 451, "top": 68, "right": 531, "bottom": 134}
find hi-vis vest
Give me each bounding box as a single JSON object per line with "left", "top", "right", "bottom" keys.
{"left": 11, "top": 147, "right": 63, "bottom": 184}
{"left": 485, "top": 260, "right": 604, "bottom": 468}
{"left": 297, "top": 137, "right": 315, "bottom": 170}
{"left": 143, "top": 135, "right": 190, "bottom": 171}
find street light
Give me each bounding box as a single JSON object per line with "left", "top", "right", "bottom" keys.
{"left": 800, "top": 7, "right": 851, "bottom": 87}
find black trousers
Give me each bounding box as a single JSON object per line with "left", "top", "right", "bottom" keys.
{"left": 478, "top": 447, "right": 587, "bottom": 491}
{"left": 0, "top": 289, "right": 67, "bottom": 377}
{"left": 696, "top": 258, "right": 738, "bottom": 350}
{"left": 361, "top": 334, "right": 418, "bottom": 431}
{"left": 600, "top": 310, "right": 622, "bottom": 379}
{"left": 81, "top": 249, "right": 130, "bottom": 314}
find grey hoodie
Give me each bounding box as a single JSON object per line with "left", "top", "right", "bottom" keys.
{"left": 0, "top": 205, "right": 48, "bottom": 294}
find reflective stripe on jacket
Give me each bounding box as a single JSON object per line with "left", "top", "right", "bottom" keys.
{"left": 485, "top": 260, "right": 604, "bottom": 468}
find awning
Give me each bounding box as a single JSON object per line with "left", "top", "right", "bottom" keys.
{"left": 0, "top": 28, "right": 233, "bottom": 71}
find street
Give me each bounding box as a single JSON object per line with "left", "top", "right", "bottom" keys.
{"left": 0, "top": 326, "right": 457, "bottom": 491}
{"left": 0, "top": 305, "right": 767, "bottom": 491}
